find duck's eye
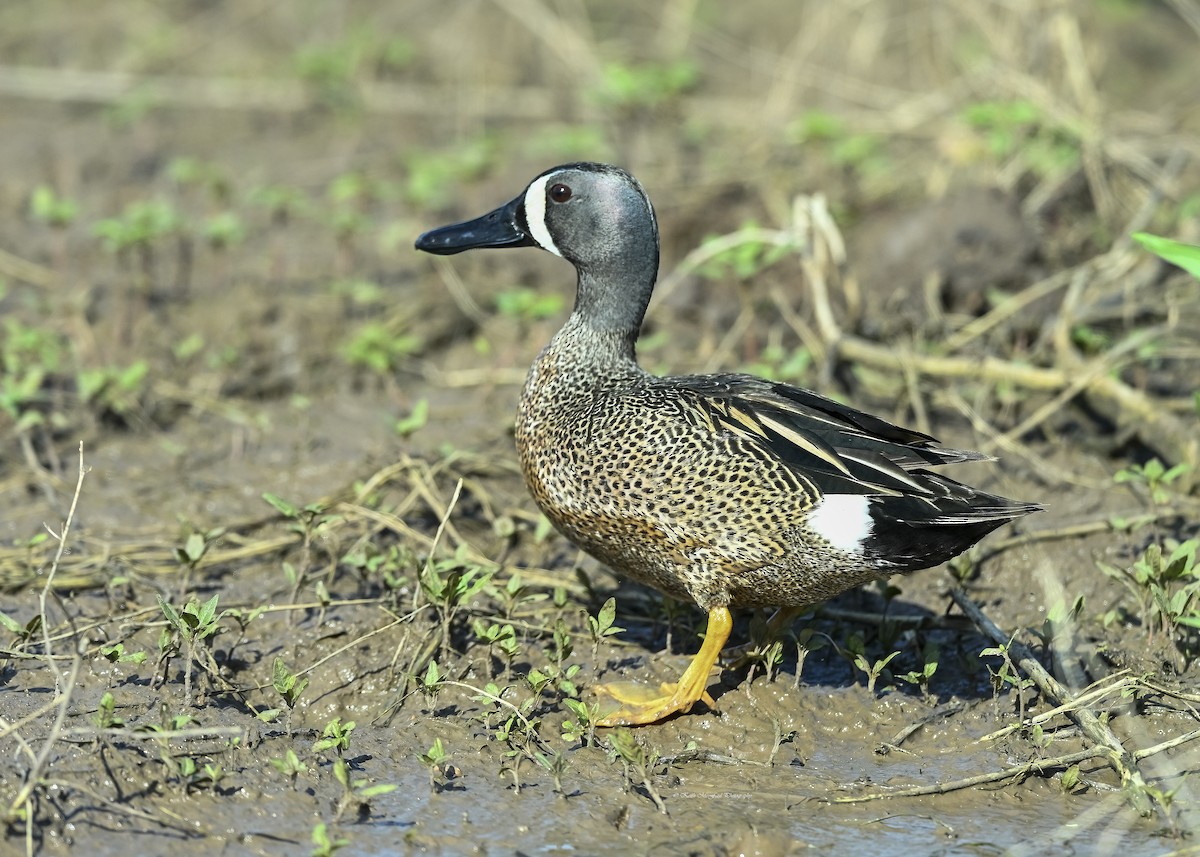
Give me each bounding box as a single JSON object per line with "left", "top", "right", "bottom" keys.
{"left": 549, "top": 183, "right": 572, "bottom": 203}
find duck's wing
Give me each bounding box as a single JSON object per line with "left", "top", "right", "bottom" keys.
{"left": 672, "top": 373, "right": 989, "bottom": 500}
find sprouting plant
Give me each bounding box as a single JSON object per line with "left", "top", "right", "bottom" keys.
{"left": 394, "top": 399, "right": 429, "bottom": 438}
{"left": 157, "top": 593, "right": 222, "bottom": 707}
{"left": 167, "top": 156, "right": 231, "bottom": 203}
{"left": 76, "top": 360, "right": 149, "bottom": 425}
{"left": 1029, "top": 597, "right": 1085, "bottom": 652}
{"left": 93, "top": 691, "right": 124, "bottom": 729}
{"left": 980, "top": 637, "right": 1036, "bottom": 719}
{"left": 841, "top": 633, "right": 900, "bottom": 693}
{"left": 270, "top": 656, "right": 310, "bottom": 736}
{"left": 262, "top": 493, "right": 337, "bottom": 604}
{"left": 495, "top": 287, "right": 566, "bottom": 322}
{"left": 93, "top": 199, "right": 183, "bottom": 267}
{"left": 340, "top": 322, "right": 423, "bottom": 375}
{"left": 310, "top": 821, "right": 349, "bottom": 857}
{"left": 419, "top": 659, "right": 443, "bottom": 703}
{"left": 560, "top": 698, "right": 597, "bottom": 747}
{"left": 417, "top": 737, "right": 450, "bottom": 792}
{"left": 1132, "top": 233, "right": 1200, "bottom": 280}
{"left": 1098, "top": 539, "right": 1199, "bottom": 659}
{"left": 487, "top": 570, "right": 547, "bottom": 618}
{"left": 203, "top": 212, "right": 246, "bottom": 251}
{"left": 249, "top": 184, "right": 310, "bottom": 227}
{"left": 403, "top": 137, "right": 499, "bottom": 210}
{"left": 594, "top": 60, "right": 698, "bottom": 110}
{"left": 315, "top": 717, "right": 357, "bottom": 756}
{"left": 419, "top": 548, "right": 494, "bottom": 659}
{"left": 767, "top": 719, "right": 798, "bottom": 767}
{"left": 100, "top": 642, "right": 146, "bottom": 666}
{"left": 1114, "top": 458, "right": 1192, "bottom": 505}
{"left": 332, "top": 756, "right": 397, "bottom": 821}
{"left": 696, "top": 221, "right": 790, "bottom": 282}
{"left": 960, "top": 98, "right": 1081, "bottom": 180}
{"left": 0, "top": 610, "right": 44, "bottom": 654}
{"left": 472, "top": 620, "right": 520, "bottom": 678}
{"left": 586, "top": 597, "right": 624, "bottom": 660}
{"left": 271, "top": 748, "right": 310, "bottom": 787}
{"left": 606, "top": 728, "right": 666, "bottom": 813}
{"left": 897, "top": 642, "right": 940, "bottom": 699}
{"left": 29, "top": 185, "right": 78, "bottom": 228}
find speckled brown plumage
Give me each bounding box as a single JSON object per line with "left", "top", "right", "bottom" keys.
{"left": 416, "top": 162, "right": 1041, "bottom": 725}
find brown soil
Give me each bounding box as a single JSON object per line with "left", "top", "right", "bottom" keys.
{"left": 2, "top": 3, "right": 1199, "bottom": 856}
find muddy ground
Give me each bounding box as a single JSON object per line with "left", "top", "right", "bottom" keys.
{"left": 2, "top": 2, "right": 1200, "bottom": 855}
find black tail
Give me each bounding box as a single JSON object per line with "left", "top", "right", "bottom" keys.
{"left": 864, "top": 470, "right": 1041, "bottom": 572}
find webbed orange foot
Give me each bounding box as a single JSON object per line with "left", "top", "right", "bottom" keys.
{"left": 591, "top": 606, "right": 732, "bottom": 727}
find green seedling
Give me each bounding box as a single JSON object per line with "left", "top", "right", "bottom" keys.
{"left": 315, "top": 717, "right": 356, "bottom": 756}
{"left": 167, "top": 156, "right": 231, "bottom": 203}
{"left": 487, "top": 570, "right": 547, "bottom": 619}
{"left": 271, "top": 749, "right": 310, "bottom": 787}
{"left": 250, "top": 184, "right": 310, "bottom": 227}
{"left": 263, "top": 493, "right": 337, "bottom": 604}
{"left": 980, "top": 638, "right": 1036, "bottom": 719}
{"left": 419, "top": 549, "right": 494, "bottom": 659}
{"left": 332, "top": 756, "right": 397, "bottom": 821}
{"left": 419, "top": 659, "right": 443, "bottom": 701}
{"left": 1, "top": 319, "right": 70, "bottom": 434}
{"left": 1029, "top": 597, "right": 1085, "bottom": 652}
{"left": 1060, "top": 763, "right": 1084, "bottom": 794}
{"left": 270, "top": 656, "right": 310, "bottom": 734}
{"left": 173, "top": 528, "right": 219, "bottom": 596}
{"left": 77, "top": 361, "right": 149, "bottom": 424}
{"left": 767, "top": 720, "right": 798, "bottom": 767}
{"left": 1114, "top": 458, "right": 1192, "bottom": 505}
{"left": 594, "top": 60, "right": 698, "bottom": 110}
{"left": 29, "top": 185, "right": 78, "bottom": 228}
{"left": 203, "top": 212, "right": 246, "bottom": 251}
{"left": 586, "top": 597, "right": 625, "bottom": 659}
{"left": 1132, "top": 233, "right": 1200, "bottom": 280}
{"left": 495, "top": 287, "right": 566, "bottom": 322}
{"left": 897, "top": 642, "right": 940, "bottom": 698}
{"left": 0, "top": 610, "right": 43, "bottom": 652}
{"left": 472, "top": 620, "right": 520, "bottom": 677}
{"left": 841, "top": 633, "right": 900, "bottom": 693}
{"left": 100, "top": 642, "right": 146, "bottom": 665}
{"left": 560, "top": 698, "right": 597, "bottom": 747}
{"left": 697, "top": 221, "right": 790, "bottom": 282}
{"left": 158, "top": 593, "right": 222, "bottom": 707}
{"left": 310, "top": 822, "right": 349, "bottom": 857}
{"left": 961, "top": 98, "right": 1081, "bottom": 180}
{"left": 394, "top": 399, "right": 429, "bottom": 438}
{"left": 340, "top": 322, "right": 423, "bottom": 375}
{"left": 417, "top": 737, "right": 450, "bottom": 792}
{"left": 341, "top": 542, "right": 413, "bottom": 591}
{"left": 403, "top": 137, "right": 498, "bottom": 209}
{"left": 606, "top": 728, "right": 666, "bottom": 813}
{"left": 93, "top": 691, "right": 124, "bottom": 729}
{"left": 1099, "top": 539, "right": 1199, "bottom": 658}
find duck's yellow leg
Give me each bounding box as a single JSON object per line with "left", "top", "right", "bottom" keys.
{"left": 720, "top": 604, "right": 809, "bottom": 666}
{"left": 592, "top": 606, "right": 733, "bottom": 727}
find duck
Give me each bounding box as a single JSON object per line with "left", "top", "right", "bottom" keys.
{"left": 415, "top": 162, "right": 1041, "bottom": 727}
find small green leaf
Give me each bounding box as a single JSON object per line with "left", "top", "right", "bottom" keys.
{"left": 1132, "top": 233, "right": 1200, "bottom": 280}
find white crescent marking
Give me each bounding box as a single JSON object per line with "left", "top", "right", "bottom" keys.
{"left": 808, "top": 494, "right": 872, "bottom": 554}
{"left": 522, "top": 174, "right": 563, "bottom": 258}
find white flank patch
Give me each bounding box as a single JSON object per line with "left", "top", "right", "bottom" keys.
{"left": 522, "top": 174, "right": 563, "bottom": 258}
{"left": 808, "top": 494, "right": 872, "bottom": 554}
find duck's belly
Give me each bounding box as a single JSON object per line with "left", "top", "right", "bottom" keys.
{"left": 514, "top": 387, "right": 877, "bottom": 610}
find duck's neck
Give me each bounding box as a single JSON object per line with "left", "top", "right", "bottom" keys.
{"left": 568, "top": 235, "right": 658, "bottom": 349}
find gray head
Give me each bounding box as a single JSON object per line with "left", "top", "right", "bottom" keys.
{"left": 416, "top": 163, "right": 660, "bottom": 336}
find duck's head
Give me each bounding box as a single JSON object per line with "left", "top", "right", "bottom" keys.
{"left": 416, "top": 162, "right": 658, "bottom": 275}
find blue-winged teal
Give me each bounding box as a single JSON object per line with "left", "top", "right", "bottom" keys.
{"left": 416, "top": 163, "right": 1041, "bottom": 726}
